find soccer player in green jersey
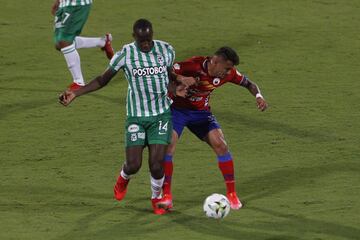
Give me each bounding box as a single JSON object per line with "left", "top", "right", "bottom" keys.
{"left": 52, "top": 0, "right": 114, "bottom": 90}
{"left": 59, "top": 19, "right": 195, "bottom": 215}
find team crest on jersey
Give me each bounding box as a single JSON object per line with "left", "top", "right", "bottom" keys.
{"left": 157, "top": 56, "right": 164, "bottom": 64}
{"left": 213, "top": 78, "right": 221, "bottom": 85}
{"left": 173, "top": 63, "right": 180, "bottom": 70}
{"left": 130, "top": 133, "right": 138, "bottom": 142}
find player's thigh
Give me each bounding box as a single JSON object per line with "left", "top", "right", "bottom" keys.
{"left": 187, "top": 111, "right": 221, "bottom": 140}
{"left": 54, "top": 5, "right": 91, "bottom": 43}
{"left": 147, "top": 112, "right": 173, "bottom": 146}
{"left": 170, "top": 107, "right": 187, "bottom": 138}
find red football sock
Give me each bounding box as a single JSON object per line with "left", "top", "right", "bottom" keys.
{"left": 163, "top": 154, "right": 173, "bottom": 195}
{"left": 217, "top": 153, "right": 235, "bottom": 194}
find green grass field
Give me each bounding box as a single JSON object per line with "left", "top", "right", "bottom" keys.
{"left": 1, "top": 0, "right": 359, "bottom": 239}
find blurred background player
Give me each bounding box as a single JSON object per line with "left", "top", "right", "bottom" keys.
{"left": 163, "top": 46, "right": 268, "bottom": 210}
{"left": 52, "top": 0, "right": 114, "bottom": 90}
{"left": 58, "top": 19, "right": 195, "bottom": 214}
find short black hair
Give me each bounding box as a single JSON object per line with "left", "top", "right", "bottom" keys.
{"left": 133, "top": 19, "right": 153, "bottom": 32}
{"left": 215, "top": 47, "right": 240, "bottom": 65}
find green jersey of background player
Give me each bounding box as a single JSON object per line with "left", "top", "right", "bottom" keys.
{"left": 59, "top": 19, "right": 195, "bottom": 215}
{"left": 52, "top": 0, "right": 114, "bottom": 90}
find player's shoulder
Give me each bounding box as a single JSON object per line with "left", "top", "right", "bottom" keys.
{"left": 186, "top": 56, "right": 207, "bottom": 63}
{"left": 116, "top": 43, "right": 133, "bottom": 53}
{"left": 233, "top": 67, "right": 243, "bottom": 76}
{"left": 174, "top": 56, "right": 205, "bottom": 73}
{"left": 154, "top": 40, "right": 174, "bottom": 50}
{"left": 112, "top": 44, "right": 132, "bottom": 58}
{"left": 183, "top": 56, "right": 207, "bottom": 69}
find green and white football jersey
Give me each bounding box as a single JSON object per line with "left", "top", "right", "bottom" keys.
{"left": 109, "top": 40, "right": 175, "bottom": 118}
{"left": 59, "top": 0, "right": 92, "bottom": 8}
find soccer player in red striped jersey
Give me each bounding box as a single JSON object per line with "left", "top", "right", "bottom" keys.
{"left": 163, "top": 47, "right": 268, "bottom": 210}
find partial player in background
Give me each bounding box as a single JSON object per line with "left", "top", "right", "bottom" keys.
{"left": 163, "top": 47, "right": 268, "bottom": 210}
{"left": 59, "top": 19, "right": 195, "bottom": 215}
{"left": 52, "top": 0, "right": 114, "bottom": 90}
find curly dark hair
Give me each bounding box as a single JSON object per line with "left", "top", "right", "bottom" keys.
{"left": 215, "top": 47, "right": 240, "bottom": 65}
{"left": 133, "top": 19, "right": 153, "bottom": 33}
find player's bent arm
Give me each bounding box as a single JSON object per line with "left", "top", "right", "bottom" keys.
{"left": 240, "top": 77, "right": 268, "bottom": 111}
{"left": 73, "top": 68, "right": 117, "bottom": 97}
{"left": 240, "top": 77, "right": 262, "bottom": 97}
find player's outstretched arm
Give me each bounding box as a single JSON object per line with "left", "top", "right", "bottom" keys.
{"left": 59, "top": 68, "right": 117, "bottom": 106}
{"left": 241, "top": 78, "right": 268, "bottom": 111}
{"left": 51, "top": 0, "right": 60, "bottom": 16}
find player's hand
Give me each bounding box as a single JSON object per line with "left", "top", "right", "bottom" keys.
{"left": 179, "top": 76, "right": 197, "bottom": 87}
{"left": 256, "top": 97, "right": 268, "bottom": 111}
{"left": 175, "top": 84, "right": 188, "bottom": 97}
{"left": 51, "top": 0, "right": 60, "bottom": 16}
{"left": 59, "top": 90, "right": 76, "bottom": 106}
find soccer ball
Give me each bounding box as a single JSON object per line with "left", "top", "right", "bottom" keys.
{"left": 203, "top": 193, "right": 230, "bottom": 219}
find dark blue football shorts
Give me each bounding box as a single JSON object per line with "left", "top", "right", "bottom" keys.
{"left": 171, "top": 107, "right": 221, "bottom": 140}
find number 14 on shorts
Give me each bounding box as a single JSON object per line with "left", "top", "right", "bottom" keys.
{"left": 158, "top": 120, "right": 168, "bottom": 135}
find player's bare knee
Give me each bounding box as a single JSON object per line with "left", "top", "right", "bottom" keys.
{"left": 166, "top": 143, "right": 176, "bottom": 155}
{"left": 213, "top": 141, "right": 228, "bottom": 155}
{"left": 124, "top": 161, "right": 141, "bottom": 175}
{"left": 149, "top": 163, "right": 164, "bottom": 178}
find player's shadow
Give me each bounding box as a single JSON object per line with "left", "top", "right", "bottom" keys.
{"left": 245, "top": 206, "right": 360, "bottom": 240}
{"left": 0, "top": 184, "right": 111, "bottom": 203}
{"left": 215, "top": 109, "right": 335, "bottom": 142}
{"left": 167, "top": 210, "right": 302, "bottom": 240}
{"left": 52, "top": 199, "right": 300, "bottom": 240}
{"left": 239, "top": 161, "right": 358, "bottom": 202}
{"left": 51, "top": 197, "right": 168, "bottom": 240}
{"left": 0, "top": 86, "right": 124, "bottom": 120}
{"left": 170, "top": 205, "right": 359, "bottom": 240}
{"left": 174, "top": 161, "right": 358, "bottom": 239}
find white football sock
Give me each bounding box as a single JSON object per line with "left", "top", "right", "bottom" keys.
{"left": 61, "top": 43, "right": 85, "bottom": 86}
{"left": 150, "top": 175, "right": 164, "bottom": 199}
{"left": 120, "top": 169, "right": 131, "bottom": 180}
{"left": 74, "top": 36, "right": 105, "bottom": 49}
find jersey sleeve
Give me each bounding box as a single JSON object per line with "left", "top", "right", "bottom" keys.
{"left": 166, "top": 44, "right": 176, "bottom": 67}
{"left": 109, "top": 46, "right": 127, "bottom": 72}
{"left": 229, "top": 68, "right": 246, "bottom": 85}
